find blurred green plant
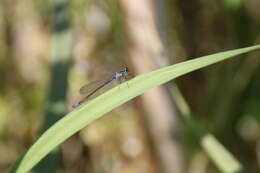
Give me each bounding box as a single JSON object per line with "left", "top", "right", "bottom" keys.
{"left": 9, "top": 44, "right": 260, "bottom": 173}
{"left": 32, "top": 0, "right": 72, "bottom": 172}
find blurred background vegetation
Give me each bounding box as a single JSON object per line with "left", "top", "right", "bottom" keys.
{"left": 1, "top": 0, "right": 260, "bottom": 172}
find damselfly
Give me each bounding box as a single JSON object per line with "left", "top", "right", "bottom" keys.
{"left": 72, "top": 67, "right": 129, "bottom": 108}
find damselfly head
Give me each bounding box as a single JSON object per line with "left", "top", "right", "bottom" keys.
{"left": 124, "top": 67, "right": 129, "bottom": 73}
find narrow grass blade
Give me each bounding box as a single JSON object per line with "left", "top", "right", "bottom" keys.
{"left": 15, "top": 44, "right": 260, "bottom": 173}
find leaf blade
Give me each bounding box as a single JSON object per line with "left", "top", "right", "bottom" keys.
{"left": 15, "top": 44, "right": 260, "bottom": 173}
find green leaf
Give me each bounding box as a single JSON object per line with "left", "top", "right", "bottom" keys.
{"left": 14, "top": 44, "right": 260, "bottom": 173}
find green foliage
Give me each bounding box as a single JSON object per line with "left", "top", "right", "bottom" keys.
{"left": 12, "top": 44, "right": 260, "bottom": 173}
